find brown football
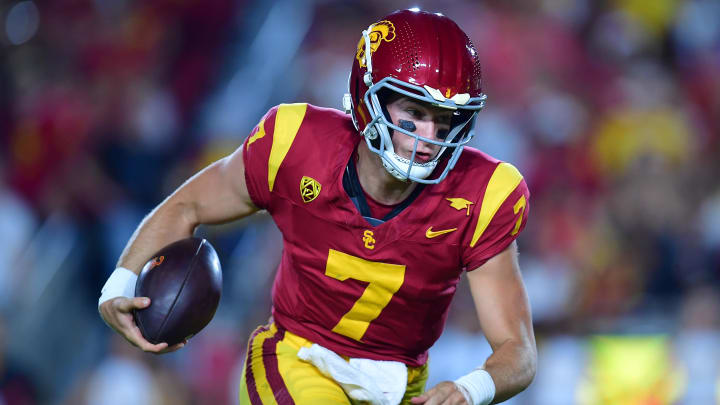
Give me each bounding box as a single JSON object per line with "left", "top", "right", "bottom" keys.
{"left": 133, "top": 237, "right": 222, "bottom": 346}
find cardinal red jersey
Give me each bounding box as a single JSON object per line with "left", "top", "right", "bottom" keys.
{"left": 242, "top": 103, "right": 530, "bottom": 367}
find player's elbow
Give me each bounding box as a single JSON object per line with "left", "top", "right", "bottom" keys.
{"left": 177, "top": 200, "right": 202, "bottom": 230}
{"left": 159, "top": 194, "right": 201, "bottom": 233}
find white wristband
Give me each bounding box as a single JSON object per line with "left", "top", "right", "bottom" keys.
{"left": 454, "top": 369, "right": 495, "bottom": 405}
{"left": 98, "top": 267, "right": 138, "bottom": 308}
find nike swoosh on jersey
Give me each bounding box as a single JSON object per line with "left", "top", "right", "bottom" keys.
{"left": 425, "top": 227, "right": 458, "bottom": 238}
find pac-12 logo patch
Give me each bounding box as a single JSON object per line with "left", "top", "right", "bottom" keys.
{"left": 300, "top": 176, "right": 321, "bottom": 203}
{"left": 356, "top": 20, "right": 396, "bottom": 68}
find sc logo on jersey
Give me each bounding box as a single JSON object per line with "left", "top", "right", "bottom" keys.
{"left": 362, "top": 230, "right": 375, "bottom": 250}
{"left": 300, "top": 176, "right": 321, "bottom": 203}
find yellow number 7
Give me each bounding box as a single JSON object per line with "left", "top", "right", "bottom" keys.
{"left": 325, "top": 249, "right": 406, "bottom": 341}
{"left": 511, "top": 195, "right": 526, "bottom": 236}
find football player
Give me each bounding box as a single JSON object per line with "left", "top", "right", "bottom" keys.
{"left": 99, "top": 9, "right": 536, "bottom": 405}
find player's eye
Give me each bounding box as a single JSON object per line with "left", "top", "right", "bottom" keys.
{"left": 406, "top": 108, "right": 422, "bottom": 118}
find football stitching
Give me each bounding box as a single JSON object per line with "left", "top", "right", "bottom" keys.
{"left": 154, "top": 239, "right": 204, "bottom": 344}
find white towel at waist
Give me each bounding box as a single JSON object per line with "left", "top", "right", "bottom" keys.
{"left": 297, "top": 343, "right": 408, "bottom": 405}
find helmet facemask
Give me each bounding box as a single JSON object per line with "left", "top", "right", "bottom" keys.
{"left": 361, "top": 77, "right": 484, "bottom": 184}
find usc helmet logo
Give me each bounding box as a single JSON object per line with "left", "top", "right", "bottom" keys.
{"left": 356, "top": 20, "right": 396, "bottom": 68}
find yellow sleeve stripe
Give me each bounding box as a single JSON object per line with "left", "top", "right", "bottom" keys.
{"left": 246, "top": 119, "right": 266, "bottom": 148}
{"left": 268, "top": 103, "right": 308, "bottom": 192}
{"left": 470, "top": 162, "right": 524, "bottom": 248}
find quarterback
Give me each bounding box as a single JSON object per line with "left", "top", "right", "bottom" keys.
{"left": 99, "top": 9, "right": 536, "bottom": 405}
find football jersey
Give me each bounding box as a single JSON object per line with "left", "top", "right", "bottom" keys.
{"left": 242, "top": 103, "right": 530, "bottom": 367}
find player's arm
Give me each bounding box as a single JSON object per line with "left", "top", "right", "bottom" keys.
{"left": 116, "top": 145, "right": 258, "bottom": 272}
{"left": 466, "top": 241, "right": 536, "bottom": 403}
{"left": 412, "top": 242, "right": 535, "bottom": 405}
{"left": 99, "top": 145, "right": 258, "bottom": 353}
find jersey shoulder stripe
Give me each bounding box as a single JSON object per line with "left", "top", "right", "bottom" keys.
{"left": 470, "top": 162, "right": 524, "bottom": 247}
{"left": 268, "top": 103, "right": 308, "bottom": 192}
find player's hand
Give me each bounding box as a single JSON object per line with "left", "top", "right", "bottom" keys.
{"left": 99, "top": 296, "right": 186, "bottom": 354}
{"left": 411, "top": 381, "right": 469, "bottom": 405}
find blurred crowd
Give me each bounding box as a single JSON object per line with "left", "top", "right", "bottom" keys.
{"left": 0, "top": 0, "right": 719, "bottom": 404}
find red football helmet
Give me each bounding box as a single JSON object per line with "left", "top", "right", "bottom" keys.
{"left": 344, "top": 9, "right": 486, "bottom": 184}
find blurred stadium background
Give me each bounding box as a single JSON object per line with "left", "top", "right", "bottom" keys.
{"left": 0, "top": 0, "right": 719, "bottom": 403}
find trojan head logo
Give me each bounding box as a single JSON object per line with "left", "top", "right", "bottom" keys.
{"left": 300, "top": 176, "right": 321, "bottom": 203}
{"left": 356, "top": 20, "right": 396, "bottom": 68}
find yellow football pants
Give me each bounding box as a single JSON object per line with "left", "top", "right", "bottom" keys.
{"left": 238, "top": 323, "right": 428, "bottom": 405}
